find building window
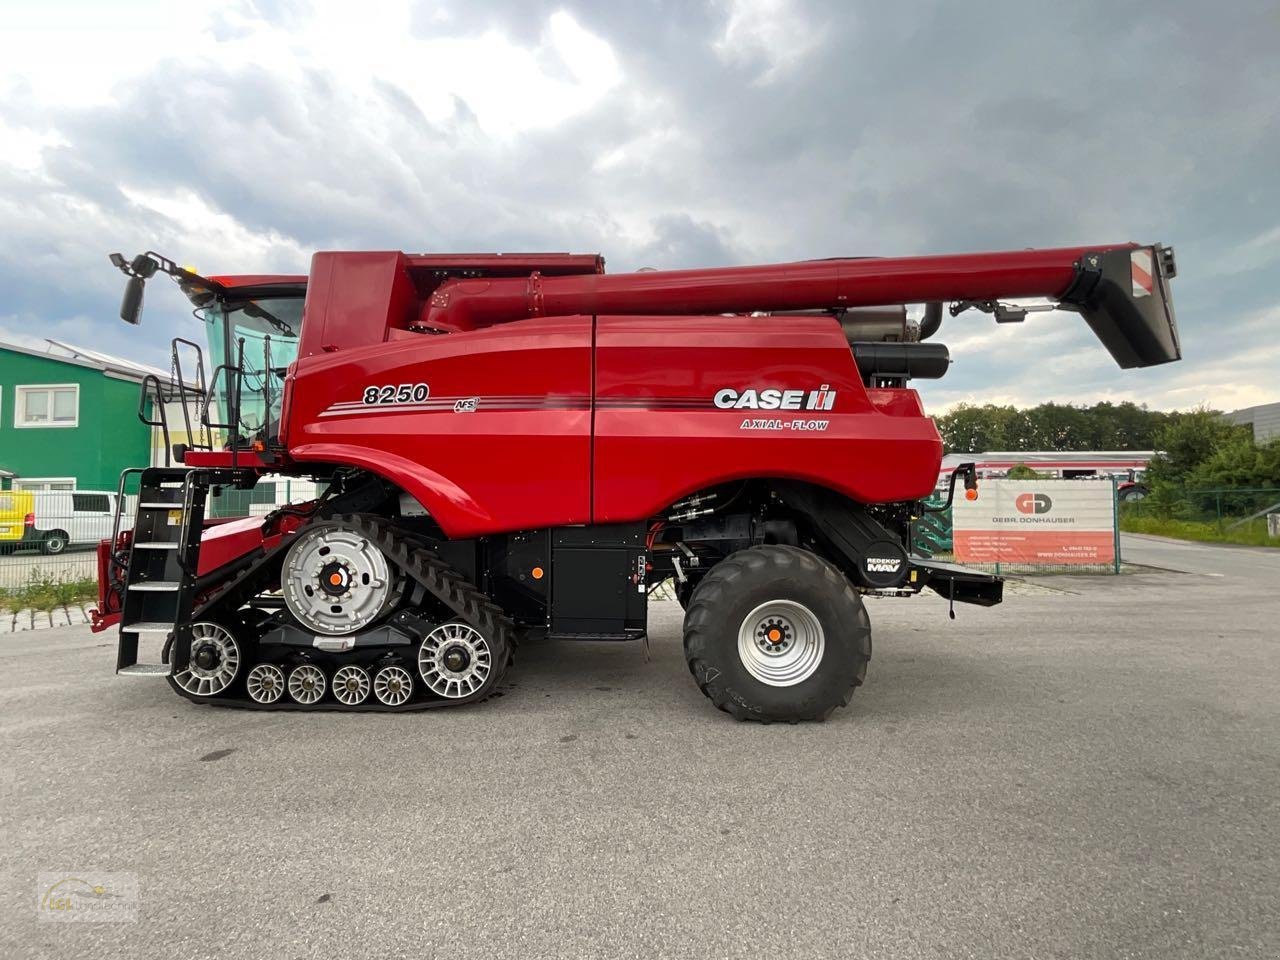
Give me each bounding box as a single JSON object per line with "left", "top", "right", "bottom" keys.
{"left": 15, "top": 384, "right": 79, "bottom": 428}
{"left": 12, "top": 478, "right": 76, "bottom": 492}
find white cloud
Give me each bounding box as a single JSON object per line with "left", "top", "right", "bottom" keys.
{"left": 118, "top": 187, "right": 307, "bottom": 274}
{"left": 713, "top": 0, "right": 825, "bottom": 84}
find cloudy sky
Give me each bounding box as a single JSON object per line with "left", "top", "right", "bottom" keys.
{"left": 1, "top": 0, "right": 1277, "bottom": 412}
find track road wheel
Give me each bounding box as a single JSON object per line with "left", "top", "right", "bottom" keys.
{"left": 682, "top": 545, "right": 871, "bottom": 722}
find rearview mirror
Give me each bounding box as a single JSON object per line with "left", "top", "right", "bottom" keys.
{"left": 121, "top": 276, "right": 145, "bottom": 325}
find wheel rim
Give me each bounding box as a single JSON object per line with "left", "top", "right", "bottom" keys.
{"left": 373, "top": 665, "right": 413, "bottom": 706}
{"left": 736, "top": 599, "right": 825, "bottom": 687}
{"left": 246, "top": 663, "right": 285, "bottom": 704}
{"left": 281, "top": 525, "right": 403, "bottom": 635}
{"left": 173, "top": 622, "right": 241, "bottom": 697}
{"left": 332, "top": 665, "right": 371, "bottom": 705}
{"left": 288, "top": 664, "right": 327, "bottom": 705}
{"left": 418, "top": 622, "right": 492, "bottom": 698}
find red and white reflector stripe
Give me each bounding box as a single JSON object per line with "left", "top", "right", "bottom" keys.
{"left": 1131, "top": 248, "right": 1154, "bottom": 299}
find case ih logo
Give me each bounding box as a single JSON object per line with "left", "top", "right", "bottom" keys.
{"left": 1015, "top": 493, "right": 1053, "bottom": 515}
{"left": 713, "top": 384, "right": 836, "bottom": 411}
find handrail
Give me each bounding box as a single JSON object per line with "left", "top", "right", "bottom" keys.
{"left": 137, "top": 374, "right": 171, "bottom": 466}
{"left": 171, "top": 337, "right": 210, "bottom": 451}
{"left": 202, "top": 338, "right": 246, "bottom": 468}
{"left": 109, "top": 467, "right": 146, "bottom": 581}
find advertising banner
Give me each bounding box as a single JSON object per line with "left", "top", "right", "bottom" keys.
{"left": 953, "top": 479, "right": 1116, "bottom": 565}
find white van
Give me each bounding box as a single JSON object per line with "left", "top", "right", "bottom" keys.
{"left": 29, "top": 490, "right": 122, "bottom": 555}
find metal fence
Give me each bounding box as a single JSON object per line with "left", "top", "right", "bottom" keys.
{"left": 0, "top": 477, "right": 322, "bottom": 616}
{"left": 1118, "top": 486, "right": 1280, "bottom": 545}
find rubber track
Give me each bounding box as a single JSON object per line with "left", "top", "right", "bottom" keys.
{"left": 343, "top": 514, "right": 516, "bottom": 652}
{"left": 169, "top": 514, "right": 515, "bottom": 711}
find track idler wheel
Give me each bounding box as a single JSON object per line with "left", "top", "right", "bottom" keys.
{"left": 172, "top": 622, "right": 241, "bottom": 699}
{"left": 417, "top": 621, "right": 496, "bottom": 699}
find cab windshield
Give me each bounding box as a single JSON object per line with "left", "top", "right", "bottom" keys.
{"left": 198, "top": 296, "right": 303, "bottom": 441}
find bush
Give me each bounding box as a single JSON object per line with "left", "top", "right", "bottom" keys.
{"left": 1006, "top": 463, "right": 1048, "bottom": 480}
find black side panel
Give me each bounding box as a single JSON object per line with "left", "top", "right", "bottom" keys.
{"left": 1062, "top": 245, "right": 1180, "bottom": 369}
{"left": 550, "top": 525, "right": 647, "bottom": 639}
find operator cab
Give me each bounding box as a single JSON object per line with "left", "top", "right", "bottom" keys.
{"left": 108, "top": 250, "right": 305, "bottom": 462}
{"left": 197, "top": 290, "right": 304, "bottom": 449}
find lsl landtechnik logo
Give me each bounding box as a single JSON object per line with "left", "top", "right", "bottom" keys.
{"left": 1015, "top": 492, "right": 1053, "bottom": 515}
{"left": 37, "top": 873, "right": 138, "bottom": 923}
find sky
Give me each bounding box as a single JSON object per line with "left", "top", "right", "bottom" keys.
{"left": 0, "top": 0, "right": 1277, "bottom": 413}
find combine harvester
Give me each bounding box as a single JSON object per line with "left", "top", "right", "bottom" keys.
{"left": 92, "top": 242, "right": 1179, "bottom": 720}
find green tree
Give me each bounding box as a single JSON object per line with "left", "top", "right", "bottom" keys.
{"left": 1184, "top": 435, "right": 1280, "bottom": 488}
{"left": 1145, "top": 409, "right": 1248, "bottom": 486}
{"left": 935, "top": 400, "right": 1173, "bottom": 454}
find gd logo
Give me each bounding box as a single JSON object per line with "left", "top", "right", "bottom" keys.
{"left": 1015, "top": 493, "right": 1053, "bottom": 515}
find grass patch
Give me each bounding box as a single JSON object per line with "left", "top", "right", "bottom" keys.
{"left": 0, "top": 569, "right": 97, "bottom": 615}
{"left": 1120, "top": 514, "right": 1280, "bottom": 547}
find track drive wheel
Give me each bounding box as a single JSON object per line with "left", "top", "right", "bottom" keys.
{"left": 682, "top": 545, "right": 870, "bottom": 722}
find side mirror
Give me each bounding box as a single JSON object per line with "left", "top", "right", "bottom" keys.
{"left": 121, "top": 276, "right": 145, "bottom": 325}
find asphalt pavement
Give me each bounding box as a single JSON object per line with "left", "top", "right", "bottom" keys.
{"left": 1121, "top": 531, "right": 1280, "bottom": 580}
{"left": 1, "top": 542, "right": 1277, "bottom": 959}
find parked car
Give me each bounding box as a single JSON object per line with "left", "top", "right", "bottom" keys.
{"left": 0, "top": 489, "right": 36, "bottom": 555}
{"left": 28, "top": 490, "right": 122, "bottom": 555}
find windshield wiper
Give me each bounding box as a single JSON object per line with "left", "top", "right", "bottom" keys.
{"left": 241, "top": 300, "right": 296, "bottom": 338}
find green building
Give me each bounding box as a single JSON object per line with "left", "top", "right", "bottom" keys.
{"left": 0, "top": 339, "right": 165, "bottom": 492}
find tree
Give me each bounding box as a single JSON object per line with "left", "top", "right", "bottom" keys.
{"left": 1145, "top": 409, "right": 1250, "bottom": 487}
{"left": 934, "top": 401, "right": 1173, "bottom": 454}
{"left": 1184, "top": 436, "right": 1280, "bottom": 489}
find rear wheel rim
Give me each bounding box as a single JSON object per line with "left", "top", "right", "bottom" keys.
{"left": 736, "top": 599, "right": 825, "bottom": 687}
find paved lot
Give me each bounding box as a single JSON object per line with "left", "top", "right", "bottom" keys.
{"left": 1, "top": 543, "right": 1277, "bottom": 959}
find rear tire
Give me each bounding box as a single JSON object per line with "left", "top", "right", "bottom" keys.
{"left": 683, "top": 545, "right": 870, "bottom": 722}
{"left": 42, "top": 530, "right": 69, "bottom": 555}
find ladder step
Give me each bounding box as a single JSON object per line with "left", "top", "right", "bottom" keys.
{"left": 118, "top": 664, "right": 171, "bottom": 677}
{"left": 133, "top": 541, "right": 179, "bottom": 550}
{"left": 140, "top": 502, "right": 184, "bottom": 510}
{"left": 123, "top": 621, "right": 175, "bottom": 633}
{"left": 128, "top": 581, "right": 181, "bottom": 592}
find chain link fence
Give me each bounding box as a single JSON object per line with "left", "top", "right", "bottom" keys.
{"left": 0, "top": 478, "right": 322, "bottom": 621}
{"left": 1118, "top": 486, "right": 1280, "bottom": 546}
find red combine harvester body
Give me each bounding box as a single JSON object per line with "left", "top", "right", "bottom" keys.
{"left": 95, "top": 242, "right": 1179, "bottom": 720}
